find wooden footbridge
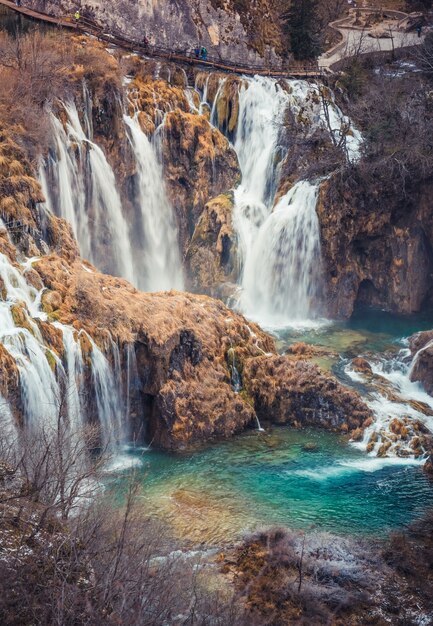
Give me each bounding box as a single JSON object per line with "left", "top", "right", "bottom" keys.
{"left": 0, "top": 0, "right": 324, "bottom": 79}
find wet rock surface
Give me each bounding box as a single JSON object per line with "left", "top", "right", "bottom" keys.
{"left": 317, "top": 177, "right": 433, "bottom": 319}
{"left": 409, "top": 330, "right": 433, "bottom": 395}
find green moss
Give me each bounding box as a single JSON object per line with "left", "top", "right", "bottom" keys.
{"left": 239, "top": 388, "right": 255, "bottom": 409}
{"left": 45, "top": 350, "right": 57, "bottom": 372}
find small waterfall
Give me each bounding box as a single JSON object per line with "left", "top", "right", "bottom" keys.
{"left": 0, "top": 395, "right": 18, "bottom": 450}
{"left": 44, "top": 102, "right": 136, "bottom": 284}
{"left": 408, "top": 338, "right": 433, "bottom": 379}
{"left": 227, "top": 346, "right": 241, "bottom": 392}
{"left": 54, "top": 323, "right": 85, "bottom": 429}
{"left": 344, "top": 350, "right": 433, "bottom": 458}
{"left": 0, "top": 254, "right": 60, "bottom": 429}
{"left": 0, "top": 252, "right": 132, "bottom": 459}
{"left": 90, "top": 337, "right": 125, "bottom": 449}
{"left": 123, "top": 114, "right": 184, "bottom": 291}
{"left": 239, "top": 181, "right": 321, "bottom": 325}
{"left": 125, "top": 343, "right": 139, "bottom": 430}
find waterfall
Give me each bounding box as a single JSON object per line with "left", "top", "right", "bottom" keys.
{"left": 0, "top": 396, "right": 18, "bottom": 450}
{"left": 239, "top": 181, "right": 321, "bottom": 325}
{"left": 229, "top": 77, "right": 322, "bottom": 326}
{"left": 0, "top": 253, "right": 60, "bottom": 428}
{"left": 0, "top": 252, "right": 132, "bottom": 459}
{"left": 90, "top": 337, "right": 125, "bottom": 449}
{"left": 123, "top": 114, "right": 184, "bottom": 291}
{"left": 54, "top": 323, "right": 85, "bottom": 429}
{"left": 43, "top": 102, "right": 136, "bottom": 285}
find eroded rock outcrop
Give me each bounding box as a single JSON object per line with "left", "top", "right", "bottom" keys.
{"left": 243, "top": 355, "right": 373, "bottom": 435}
{"left": 186, "top": 192, "right": 236, "bottom": 295}
{"left": 317, "top": 176, "right": 433, "bottom": 319}
{"left": 160, "top": 109, "right": 240, "bottom": 254}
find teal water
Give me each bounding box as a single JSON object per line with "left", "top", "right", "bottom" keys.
{"left": 113, "top": 428, "right": 433, "bottom": 544}
{"left": 111, "top": 310, "right": 433, "bottom": 545}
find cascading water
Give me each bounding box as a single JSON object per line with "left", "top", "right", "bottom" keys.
{"left": 239, "top": 180, "right": 321, "bottom": 325}
{"left": 344, "top": 347, "right": 433, "bottom": 458}
{"left": 0, "top": 251, "right": 131, "bottom": 459}
{"left": 42, "top": 99, "right": 184, "bottom": 293}
{"left": 54, "top": 323, "right": 85, "bottom": 429}
{"left": 0, "top": 253, "right": 60, "bottom": 429}
{"left": 123, "top": 114, "right": 184, "bottom": 291}
{"left": 43, "top": 102, "right": 136, "bottom": 285}
{"left": 227, "top": 77, "right": 323, "bottom": 326}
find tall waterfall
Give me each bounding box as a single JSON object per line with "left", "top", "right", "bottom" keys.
{"left": 124, "top": 114, "right": 184, "bottom": 291}
{"left": 42, "top": 100, "right": 183, "bottom": 293}
{"left": 230, "top": 77, "right": 322, "bottom": 326}
{"left": 44, "top": 102, "right": 136, "bottom": 284}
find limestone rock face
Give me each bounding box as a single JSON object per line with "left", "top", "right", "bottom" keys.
{"left": 0, "top": 133, "right": 78, "bottom": 263}
{"left": 160, "top": 109, "right": 240, "bottom": 254}
{"left": 409, "top": 331, "right": 433, "bottom": 395}
{"left": 243, "top": 355, "right": 373, "bottom": 434}
{"left": 186, "top": 192, "right": 236, "bottom": 295}
{"left": 317, "top": 177, "right": 433, "bottom": 319}
{"left": 26, "top": 0, "right": 284, "bottom": 66}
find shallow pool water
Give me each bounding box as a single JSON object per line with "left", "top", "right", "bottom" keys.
{"left": 111, "top": 428, "right": 433, "bottom": 545}
{"left": 111, "top": 309, "right": 433, "bottom": 545}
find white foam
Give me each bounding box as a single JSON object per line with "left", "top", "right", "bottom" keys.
{"left": 105, "top": 454, "right": 143, "bottom": 473}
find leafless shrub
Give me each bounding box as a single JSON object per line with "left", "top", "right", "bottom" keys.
{"left": 0, "top": 396, "right": 248, "bottom": 625}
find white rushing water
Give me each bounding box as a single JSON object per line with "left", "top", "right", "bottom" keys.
{"left": 42, "top": 99, "right": 183, "bottom": 293}
{"left": 44, "top": 102, "right": 136, "bottom": 284}
{"left": 344, "top": 349, "right": 433, "bottom": 458}
{"left": 239, "top": 180, "right": 321, "bottom": 326}
{"left": 0, "top": 253, "right": 60, "bottom": 429}
{"left": 0, "top": 252, "right": 130, "bottom": 459}
{"left": 196, "top": 76, "right": 363, "bottom": 327}
{"left": 123, "top": 114, "right": 184, "bottom": 291}
{"left": 227, "top": 77, "right": 323, "bottom": 326}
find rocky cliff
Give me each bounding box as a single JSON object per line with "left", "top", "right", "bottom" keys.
{"left": 25, "top": 0, "right": 285, "bottom": 65}
{"left": 317, "top": 175, "right": 433, "bottom": 319}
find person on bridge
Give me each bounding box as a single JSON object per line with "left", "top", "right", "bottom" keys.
{"left": 201, "top": 46, "right": 207, "bottom": 61}
{"left": 74, "top": 10, "right": 81, "bottom": 23}
{"left": 416, "top": 24, "right": 422, "bottom": 38}
{"left": 194, "top": 46, "right": 200, "bottom": 58}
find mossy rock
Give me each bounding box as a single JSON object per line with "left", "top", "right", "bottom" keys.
{"left": 10, "top": 304, "right": 34, "bottom": 335}
{"left": 45, "top": 349, "right": 57, "bottom": 372}
{"left": 41, "top": 289, "right": 63, "bottom": 314}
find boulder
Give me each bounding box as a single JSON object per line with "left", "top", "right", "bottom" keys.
{"left": 409, "top": 330, "right": 433, "bottom": 395}
{"left": 242, "top": 355, "right": 372, "bottom": 434}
